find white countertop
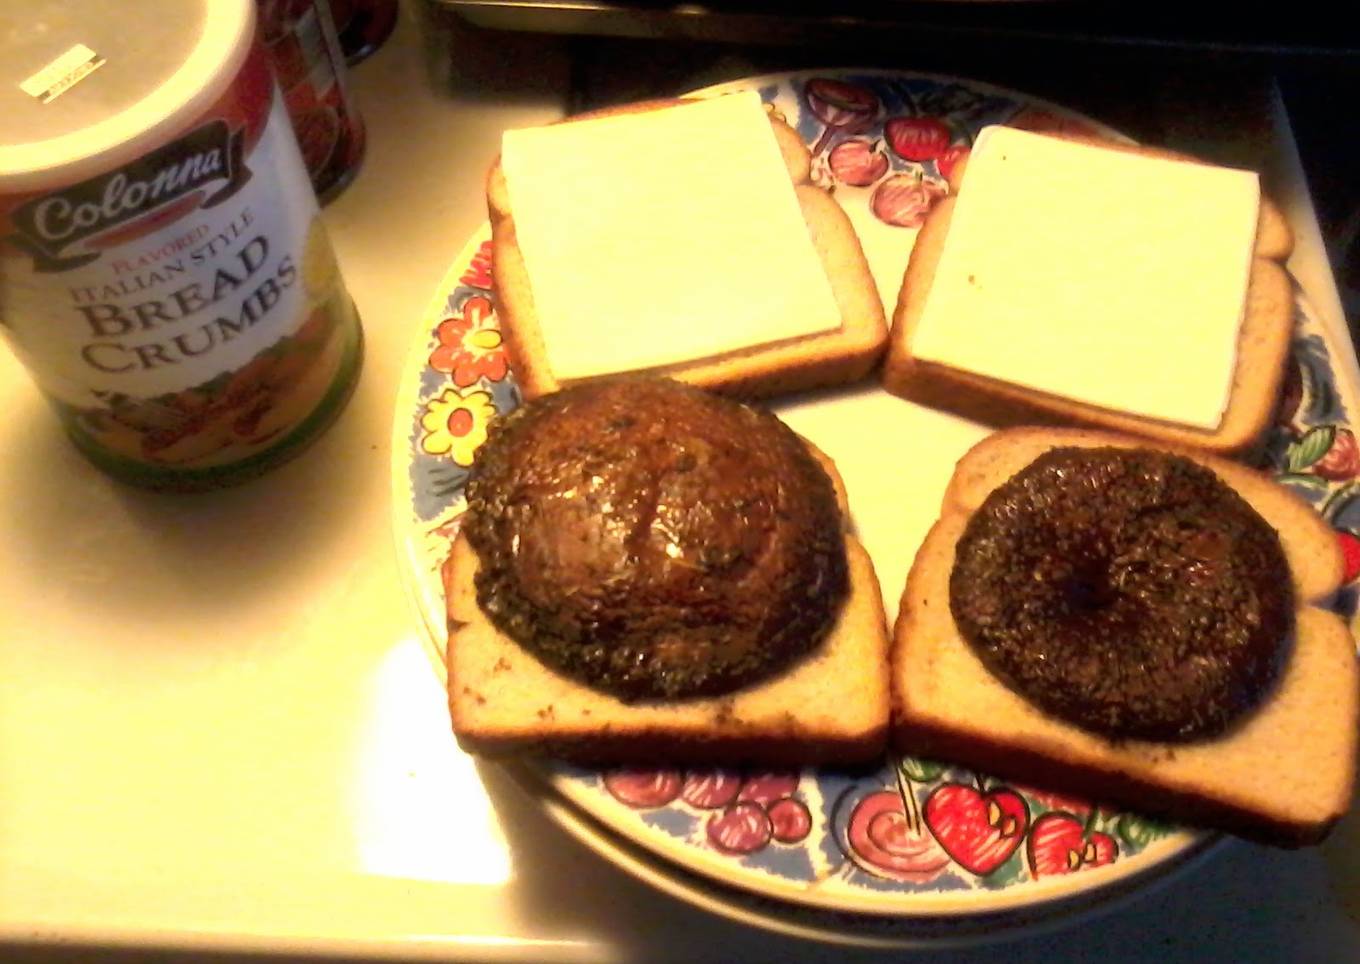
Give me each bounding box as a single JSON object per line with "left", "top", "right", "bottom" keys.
{"left": 4, "top": 6, "right": 1360, "bottom": 963}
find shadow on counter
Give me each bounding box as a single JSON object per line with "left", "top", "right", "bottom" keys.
{"left": 0, "top": 375, "right": 381, "bottom": 635}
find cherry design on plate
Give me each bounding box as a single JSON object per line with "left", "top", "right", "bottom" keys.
{"left": 681, "top": 770, "right": 743, "bottom": 809}
{"left": 844, "top": 789, "right": 950, "bottom": 883}
{"left": 923, "top": 782, "right": 1029, "bottom": 876}
{"left": 707, "top": 800, "right": 773, "bottom": 854}
{"left": 606, "top": 768, "right": 810, "bottom": 856}
{"left": 827, "top": 138, "right": 889, "bottom": 187}
{"left": 603, "top": 769, "right": 682, "bottom": 808}
{"left": 870, "top": 174, "right": 947, "bottom": 228}
{"left": 1027, "top": 812, "right": 1119, "bottom": 878}
{"left": 736, "top": 772, "right": 802, "bottom": 807}
{"left": 702, "top": 771, "right": 811, "bottom": 854}
{"left": 768, "top": 797, "right": 812, "bottom": 843}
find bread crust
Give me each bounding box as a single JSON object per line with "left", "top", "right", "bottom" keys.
{"left": 885, "top": 135, "right": 1296, "bottom": 456}
{"left": 446, "top": 442, "right": 892, "bottom": 765}
{"left": 891, "top": 427, "right": 1358, "bottom": 846}
{"left": 487, "top": 98, "right": 887, "bottom": 401}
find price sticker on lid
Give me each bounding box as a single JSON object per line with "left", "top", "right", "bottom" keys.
{"left": 19, "top": 43, "right": 106, "bottom": 104}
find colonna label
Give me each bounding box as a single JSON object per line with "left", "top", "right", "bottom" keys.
{"left": 0, "top": 30, "right": 361, "bottom": 488}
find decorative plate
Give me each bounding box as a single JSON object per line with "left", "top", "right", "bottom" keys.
{"left": 391, "top": 69, "right": 1360, "bottom": 927}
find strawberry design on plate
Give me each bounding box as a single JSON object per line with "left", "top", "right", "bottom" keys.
{"left": 884, "top": 115, "right": 952, "bottom": 163}
{"left": 923, "top": 782, "right": 1029, "bottom": 876}
{"left": 1027, "top": 812, "right": 1119, "bottom": 878}
{"left": 1338, "top": 530, "right": 1360, "bottom": 584}
{"left": 936, "top": 143, "right": 970, "bottom": 181}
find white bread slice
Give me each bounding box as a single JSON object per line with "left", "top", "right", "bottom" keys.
{"left": 892, "top": 427, "right": 1357, "bottom": 846}
{"left": 883, "top": 134, "right": 1295, "bottom": 457}
{"left": 487, "top": 99, "right": 887, "bottom": 402}
{"left": 446, "top": 445, "right": 891, "bottom": 765}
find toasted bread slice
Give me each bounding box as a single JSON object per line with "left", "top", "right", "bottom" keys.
{"left": 883, "top": 134, "right": 1295, "bottom": 456}
{"left": 447, "top": 445, "right": 891, "bottom": 765}
{"left": 892, "top": 427, "right": 1357, "bottom": 846}
{"left": 487, "top": 99, "right": 886, "bottom": 401}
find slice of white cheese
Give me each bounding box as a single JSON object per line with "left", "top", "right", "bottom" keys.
{"left": 910, "top": 125, "right": 1260, "bottom": 430}
{"left": 500, "top": 92, "right": 843, "bottom": 382}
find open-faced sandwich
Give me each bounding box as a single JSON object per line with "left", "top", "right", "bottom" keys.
{"left": 445, "top": 376, "right": 891, "bottom": 765}
{"left": 893, "top": 427, "right": 1359, "bottom": 845}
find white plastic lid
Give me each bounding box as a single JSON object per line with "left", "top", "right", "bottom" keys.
{"left": 0, "top": 0, "right": 255, "bottom": 192}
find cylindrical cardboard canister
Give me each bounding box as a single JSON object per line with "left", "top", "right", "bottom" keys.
{"left": 0, "top": 0, "right": 364, "bottom": 492}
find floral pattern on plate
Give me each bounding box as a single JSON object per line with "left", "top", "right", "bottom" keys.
{"left": 393, "top": 69, "right": 1360, "bottom": 920}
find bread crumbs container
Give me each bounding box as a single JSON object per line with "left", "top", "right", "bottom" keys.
{"left": 0, "top": 0, "right": 363, "bottom": 492}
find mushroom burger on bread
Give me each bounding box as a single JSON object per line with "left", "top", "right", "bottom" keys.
{"left": 445, "top": 376, "right": 892, "bottom": 765}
